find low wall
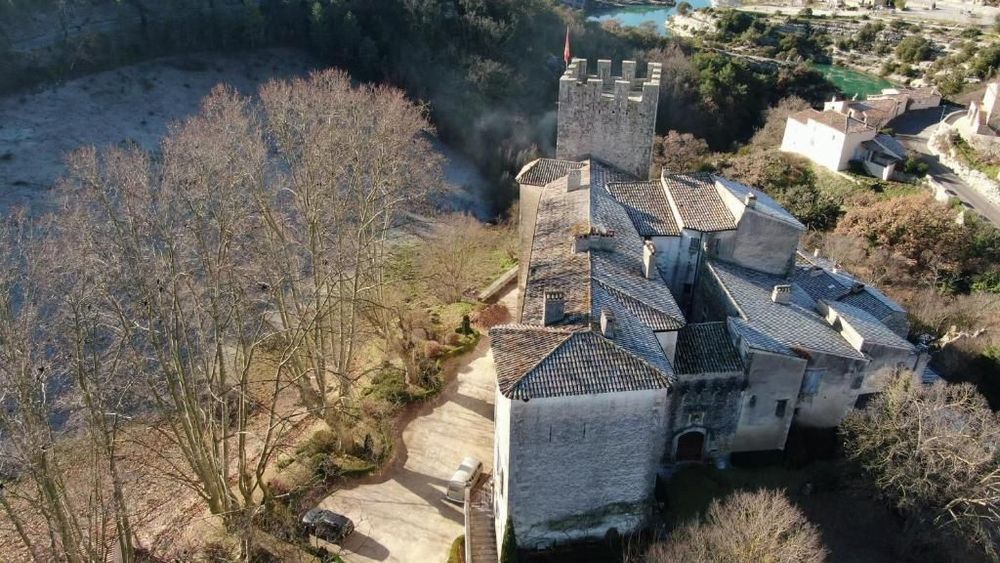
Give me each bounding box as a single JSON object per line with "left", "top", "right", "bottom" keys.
{"left": 928, "top": 124, "right": 1000, "bottom": 207}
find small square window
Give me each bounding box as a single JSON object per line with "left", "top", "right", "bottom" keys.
{"left": 688, "top": 412, "right": 704, "bottom": 426}
{"left": 748, "top": 395, "right": 757, "bottom": 408}
{"left": 851, "top": 374, "right": 864, "bottom": 390}
{"left": 775, "top": 399, "right": 788, "bottom": 417}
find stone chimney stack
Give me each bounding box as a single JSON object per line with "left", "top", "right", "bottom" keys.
{"left": 600, "top": 309, "right": 616, "bottom": 338}
{"left": 744, "top": 192, "right": 757, "bottom": 208}
{"left": 642, "top": 240, "right": 657, "bottom": 279}
{"left": 567, "top": 169, "right": 582, "bottom": 192}
{"left": 771, "top": 284, "right": 792, "bottom": 305}
{"left": 543, "top": 291, "right": 565, "bottom": 326}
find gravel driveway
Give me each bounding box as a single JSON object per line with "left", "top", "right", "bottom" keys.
{"left": 320, "top": 292, "right": 511, "bottom": 562}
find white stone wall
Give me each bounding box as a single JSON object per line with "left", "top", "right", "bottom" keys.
{"left": 780, "top": 116, "right": 875, "bottom": 172}
{"left": 493, "top": 390, "right": 513, "bottom": 555}
{"left": 712, "top": 208, "right": 801, "bottom": 276}
{"left": 502, "top": 389, "right": 670, "bottom": 549}
{"left": 730, "top": 346, "right": 807, "bottom": 452}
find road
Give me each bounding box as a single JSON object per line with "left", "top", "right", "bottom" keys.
{"left": 891, "top": 107, "right": 1000, "bottom": 226}
{"left": 320, "top": 292, "right": 511, "bottom": 562}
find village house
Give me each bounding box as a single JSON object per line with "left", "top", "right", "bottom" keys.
{"left": 958, "top": 79, "right": 1000, "bottom": 139}
{"left": 780, "top": 107, "right": 906, "bottom": 180}
{"left": 491, "top": 58, "right": 929, "bottom": 552}
{"left": 780, "top": 87, "right": 939, "bottom": 180}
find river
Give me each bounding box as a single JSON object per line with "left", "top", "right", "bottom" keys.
{"left": 810, "top": 63, "right": 895, "bottom": 98}
{"left": 586, "top": 1, "right": 714, "bottom": 35}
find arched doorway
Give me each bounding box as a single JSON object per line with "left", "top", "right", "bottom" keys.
{"left": 675, "top": 430, "right": 705, "bottom": 462}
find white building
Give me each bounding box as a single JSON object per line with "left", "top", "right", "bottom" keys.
{"left": 781, "top": 108, "right": 905, "bottom": 180}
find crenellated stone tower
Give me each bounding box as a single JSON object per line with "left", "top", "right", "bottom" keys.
{"left": 555, "top": 58, "right": 661, "bottom": 178}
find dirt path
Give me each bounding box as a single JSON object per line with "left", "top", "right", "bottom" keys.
{"left": 319, "top": 290, "right": 513, "bottom": 563}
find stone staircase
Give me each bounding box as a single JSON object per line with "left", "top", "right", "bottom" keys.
{"left": 465, "top": 475, "right": 498, "bottom": 563}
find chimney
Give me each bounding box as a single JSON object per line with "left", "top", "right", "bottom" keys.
{"left": 771, "top": 284, "right": 792, "bottom": 305}
{"left": 600, "top": 309, "right": 616, "bottom": 338}
{"left": 567, "top": 169, "right": 582, "bottom": 192}
{"left": 642, "top": 240, "right": 656, "bottom": 279}
{"left": 812, "top": 248, "right": 820, "bottom": 257}
{"left": 744, "top": 192, "right": 757, "bottom": 208}
{"left": 850, "top": 282, "right": 865, "bottom": 294}
{"left": 543, "top": 291, "right": 565, "bottom": 326}
{"left": 589, "top": 227, "right": 615, "bottom": 251}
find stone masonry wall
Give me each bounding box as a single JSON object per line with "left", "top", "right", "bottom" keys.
{"left": 556, "top": 58, "right": 661, "bottom": 178}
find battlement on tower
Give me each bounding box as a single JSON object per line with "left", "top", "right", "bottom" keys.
{"left": 556, "top": 58, "right": 662, "bottom": 178}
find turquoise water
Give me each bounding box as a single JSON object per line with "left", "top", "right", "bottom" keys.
{"left": 587, "top": 1, "right": 713, "bottom": 36}
{"left": 811, "top": 63, "right": 895, "bottom": 98}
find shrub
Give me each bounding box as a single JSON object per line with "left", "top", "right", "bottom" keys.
{"left": 902, "top": 156, "right": 929, "bottom": 177}
{"left": 447, "top": 535, "right": 465, "bottom": 563}
{"left": 425, "top": 340, "right": 448, "bottom": 359}
{"left": 647, "top": 489, "right": 827, "bottom": 562}
{"left": 296, "top": 429, "right": 340, "bottom": 458}
{"left": 473, "top": 303, "right": 511, "bottom": 328}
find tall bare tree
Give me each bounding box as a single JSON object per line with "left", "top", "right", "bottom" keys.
{"left": 58, "top": 87, "right": 300, "bottom": 554}
{"left": 842, "top": 372, "right": 1000, "bottom": 561}
{"left": 254, "top": 69, "right": 442, "bottom": 422}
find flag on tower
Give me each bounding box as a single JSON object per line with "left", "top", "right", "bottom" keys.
{"left": 563, "top": 27, "right": 571, "bottom": 66}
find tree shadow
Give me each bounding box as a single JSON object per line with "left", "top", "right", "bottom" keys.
{"left": 395, "top": 466, "right": 463, "bottom": 524}
{"left": 339, "top": 528, "right": 391, "bottom": 562}
{"left": 450, "top": 390, "right": 495, "bottom": 421}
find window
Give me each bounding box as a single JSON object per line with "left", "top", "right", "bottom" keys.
{"left": 748, "top": 395, "right": 757, "bottom": 408}
{"left": 802, "top": 369, "right": 824, "bottom": 396}
{"left": 851, "top": 374, "right": 865, "bottom": 390}
{"left": 498, "top": 468, "right": 504, "bottom": 496}
{"left": 775, "top": 399, "right": 788, "bottom": 417}
{"left": 688, "top": 237, "right": 700, "bottom": 253}
{"left": 688, "top": 412, "right": 704, "bottom": 426}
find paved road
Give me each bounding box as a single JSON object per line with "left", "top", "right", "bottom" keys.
{"left": 891, "top": 107, "right": 1000, "bottom": 226}
{"left": 320, "top": 293, "right": 510, "bottom": 562}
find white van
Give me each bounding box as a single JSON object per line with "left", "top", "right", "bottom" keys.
{"left": 444, "top": 456, "right": 483, "bottom": 503}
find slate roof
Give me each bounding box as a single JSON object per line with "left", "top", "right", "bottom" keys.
{"left": 714, "top": 176, "right": 805, "bottom": 230}
{"left": 728, "top": 317, "right": 793, "bottom": 355}
{"left": 606, "top": 181, "right": 680, "bottom": 236}
{"left": 794, "top": 251, "right": 907, "bottom": 336}
{"left": 662, "top": 173, "right": 737, "bottom": 232}
{"left": 821, "top": 300, "right": 913, "bottom": 350}
{"left": 491, "top": 325, "right": 672, "bottom": 400}
{"left": 707, "top": 260, "right": 866, "bottom": 360}
{"left": 675, "top": 322, "right": 744, "bottom": 375}
{"left": 517, "top": 158, "right": 586, "bottom": 187}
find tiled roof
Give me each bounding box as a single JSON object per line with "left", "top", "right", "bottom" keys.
{"left": 591, "top": 281, "right": 677, "bottom": 376}
{"left": 790, "top": 108, "right": 873, "bottom": 134}
{"left": 728, "top": 317, "right": 793, "bottom": 355}
{"left": 821, "top": 300, "right": 913, "bottom": 350}
{"left": 714, "top": 176, "right": 805, "bottom": 230}
{"left": 596, "top": 280, "right": 685, "bottom": 331}
{"left": 793, "top": 266, "right": 851, "bottom": 302}
{"left": 662, "top": 173, "right": 736, "bottom": 232}
{"left": 606, "top": 181, "right": 680, "bottom": 236}
{"left": 675, "top": 322, "right": 744, "bottom": 375}
{"left": 517, "top": 158, "right": 585, "bottom": 187}
{"left": 520, "top": 171, "right": 591, "bottom": 327}
{"left": 490, "top": 325, "right": 672, "bottom": 400}
{"left": 871, "top": 133, "right": 907, "bottom": 160}
{"left": 707, "top": 260, "right": 866, "bottom": 360}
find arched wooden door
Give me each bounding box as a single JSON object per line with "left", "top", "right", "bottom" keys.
{"left": 675, "top": 430, "right": 705, "bottom": 462}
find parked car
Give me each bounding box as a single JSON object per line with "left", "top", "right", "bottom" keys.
{"left": 444, "top": 456, "right": 483, "bottom": 503}
{"left": 300, "top": 508, "right": 355, "bottom": 544}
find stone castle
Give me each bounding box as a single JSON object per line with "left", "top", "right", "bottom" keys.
{"left": 489, "top": 58, "right": 930, "bottom": 551}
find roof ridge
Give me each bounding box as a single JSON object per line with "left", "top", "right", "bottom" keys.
{"left": 593, "top": 276, "right": 685, "bottom": 324}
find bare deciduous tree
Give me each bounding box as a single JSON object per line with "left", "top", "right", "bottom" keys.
{"left": 647, "top": 489, "right": 827, "bottom": 563}
{"left": 842, "top": 371, "right": 1000, "bottom": 561}
{"left": 254, "top": 69, "right": 442, "bottom": 422}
